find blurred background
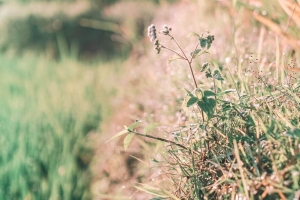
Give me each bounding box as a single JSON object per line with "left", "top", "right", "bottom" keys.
{"left": 0, "top": 0, "right": 299, "bottom": 199}
{"left": 0, "top": 0, "right": 161, "bottom": 199}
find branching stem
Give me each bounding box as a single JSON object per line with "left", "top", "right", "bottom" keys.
{"left": 161, "top": 46, "right": 185, "bottom": 60}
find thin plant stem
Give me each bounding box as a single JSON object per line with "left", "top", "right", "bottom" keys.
{"left": 161, "top": 46, "right": 185, "bottom": 60}
{"left": 169, "top": 34, "right": 199, "bottom": 89}
{"left": 164, "top": 34, "right": 205, "bottom": 122}
{"left": 129, "top": 130, "right": 200, "bottom": 155}
{"left": 213, "top": 79, "right": 217, "bottom": 113}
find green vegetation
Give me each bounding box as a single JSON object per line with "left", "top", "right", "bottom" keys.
{"left": 0, "top": 54, "right": 119, "bottom": 199}
{"left": 1, "top": 0, "right": 300, "bottom": 199}
{"left": 109, "top": 2, "right": 300, "bottom": 198}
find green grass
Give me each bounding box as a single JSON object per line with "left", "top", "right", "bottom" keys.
{"left": 112, "top": 19, "right": 300, "bottom": 199}
{"left": 0, "top": 54, "right": 118, "bottom": 199}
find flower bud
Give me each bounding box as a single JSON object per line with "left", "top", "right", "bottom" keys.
{"left": 147, "top": 24, "right": 157, "bottom": 42}
{"left": 160, "top": 24, "right": 172, "bottom": 35}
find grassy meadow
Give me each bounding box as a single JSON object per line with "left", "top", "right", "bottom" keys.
{"left": 0, "top": 54, "right": 120, "bottom": 199}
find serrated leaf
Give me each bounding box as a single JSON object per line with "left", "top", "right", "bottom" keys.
{"left": 187, "top": 96, "right": 198, "bottom": 107}
{"left": 128, "top": 121, "right": 141, "bottom": 131}
{"left": 144, "top": 123, "right": 160, "bottom": 134}
{"left": 213, "top": 70, "right": 224, "bottom": 81}
{"left": 203, "top": 90, "right": 216, "bottom": 97}
{"left": 106, "top": 129, "right": 129, "bottom": 143}
{"left": 187, "top": 32, "right": 200, "bottom": 38}
{"left": 124, "top": 132, "right": 135, "bottom": 151}
{"left": 168, "top": 54, "right": 182, "bottom": 64}
{"left": 197, "top": 97, "right": 216, "bottom": 119}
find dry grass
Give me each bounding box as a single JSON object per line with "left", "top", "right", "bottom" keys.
{"left": 92, "top": 0, "right": 300, "bottom": 199}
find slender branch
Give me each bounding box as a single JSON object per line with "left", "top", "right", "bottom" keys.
{"left": 129, "top": 130, "right": 200, "bottom": 155}
{"left": 167, "top": 34, "right": 205, "bottom": 121}
{"left": 169, "top": 34, "right": 189, "bottom": 60}
{"left": 188, "top": 61, "right": 199, "bottom": 88}
{"left": 169, "top": 34, "right": 198, "bottom": 89}
{"left": 130, "top": 130, "right": 187, "bottom": 149}
{"left": 161, "top": 46, "right": 185, "bottom": 60}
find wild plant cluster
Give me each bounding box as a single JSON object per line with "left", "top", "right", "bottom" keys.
{"left": 109, "top": 24, "right": 300, "bottom": 199}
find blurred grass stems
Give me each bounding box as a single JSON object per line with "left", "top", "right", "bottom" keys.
{"left": 0, "top": 53, "right": 119, "bottom": 199}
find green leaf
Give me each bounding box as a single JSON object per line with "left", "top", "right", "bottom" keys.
{"left": 190, "top": 49, "right": 201, "bottom": 58}
{"left": 197, "top": 97, "right": 216, "bottom": 119}
{"left": 187, "top": 32, "right": 200, "bottom": 38}
{"left": 224, "top": 89, "right": 236, "bottom": 93}
{"left": 201, "top": 62, "right": 209, "bottom": 72}
{"left": 286, "top": 129, "right": 300, "bottom": 139}
{"left": 199, "top": 37, "right": 207, "bottom": 48}
{"left": 168, "top": 54, "right": 182, "bottom": 64}
{"left": 191, "top": 48, "right": 207, "bottom": 58}
{"left": 124, "top": 133, "right": 135, "bottom": 151}
{"left": 213, "top": 70, "right": 224, "bottom": 81}
{"left": 203, "top": 90, "right": 216, "bottom": 97}
{"left": 206, "top": 35, "right": 214, "bottom": 49}
{"left": 184, "top": 88, "right": 193, "bottom": 96}
{"left": 217, "top": 89, "right": 236, "bottom": 96}
{"left": 144, "top": 123, "right": 160, "bottom": 134}
{"left": 128, "top": 121, "right": 141, "bottom": 131}
{"left": 106, "top": 129, "right": 129, "bottom": 143}
{"left": 187, "top": 96, "right": 198, "bottom": 107}
{"left": 205, "top": 71, "right": 212, "bottom": 78}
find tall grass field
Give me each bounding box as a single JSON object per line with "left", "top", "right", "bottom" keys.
{"left": 0, "top": 54, "right": 117, "bottom": 199}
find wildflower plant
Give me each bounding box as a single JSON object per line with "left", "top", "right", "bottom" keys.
{"left": 108, "top": 24, "right": 300, "bottom": 199}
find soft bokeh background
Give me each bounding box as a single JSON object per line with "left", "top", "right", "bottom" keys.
{"left": 0, "top": 0, "right": 164, "bottom": 199}
{"left": 1, "top": 0, "right": 299, "bottom": 199}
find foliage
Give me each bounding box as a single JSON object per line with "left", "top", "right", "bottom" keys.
{"left": 109, "top": 22, "right": 300, "bottom": 199}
